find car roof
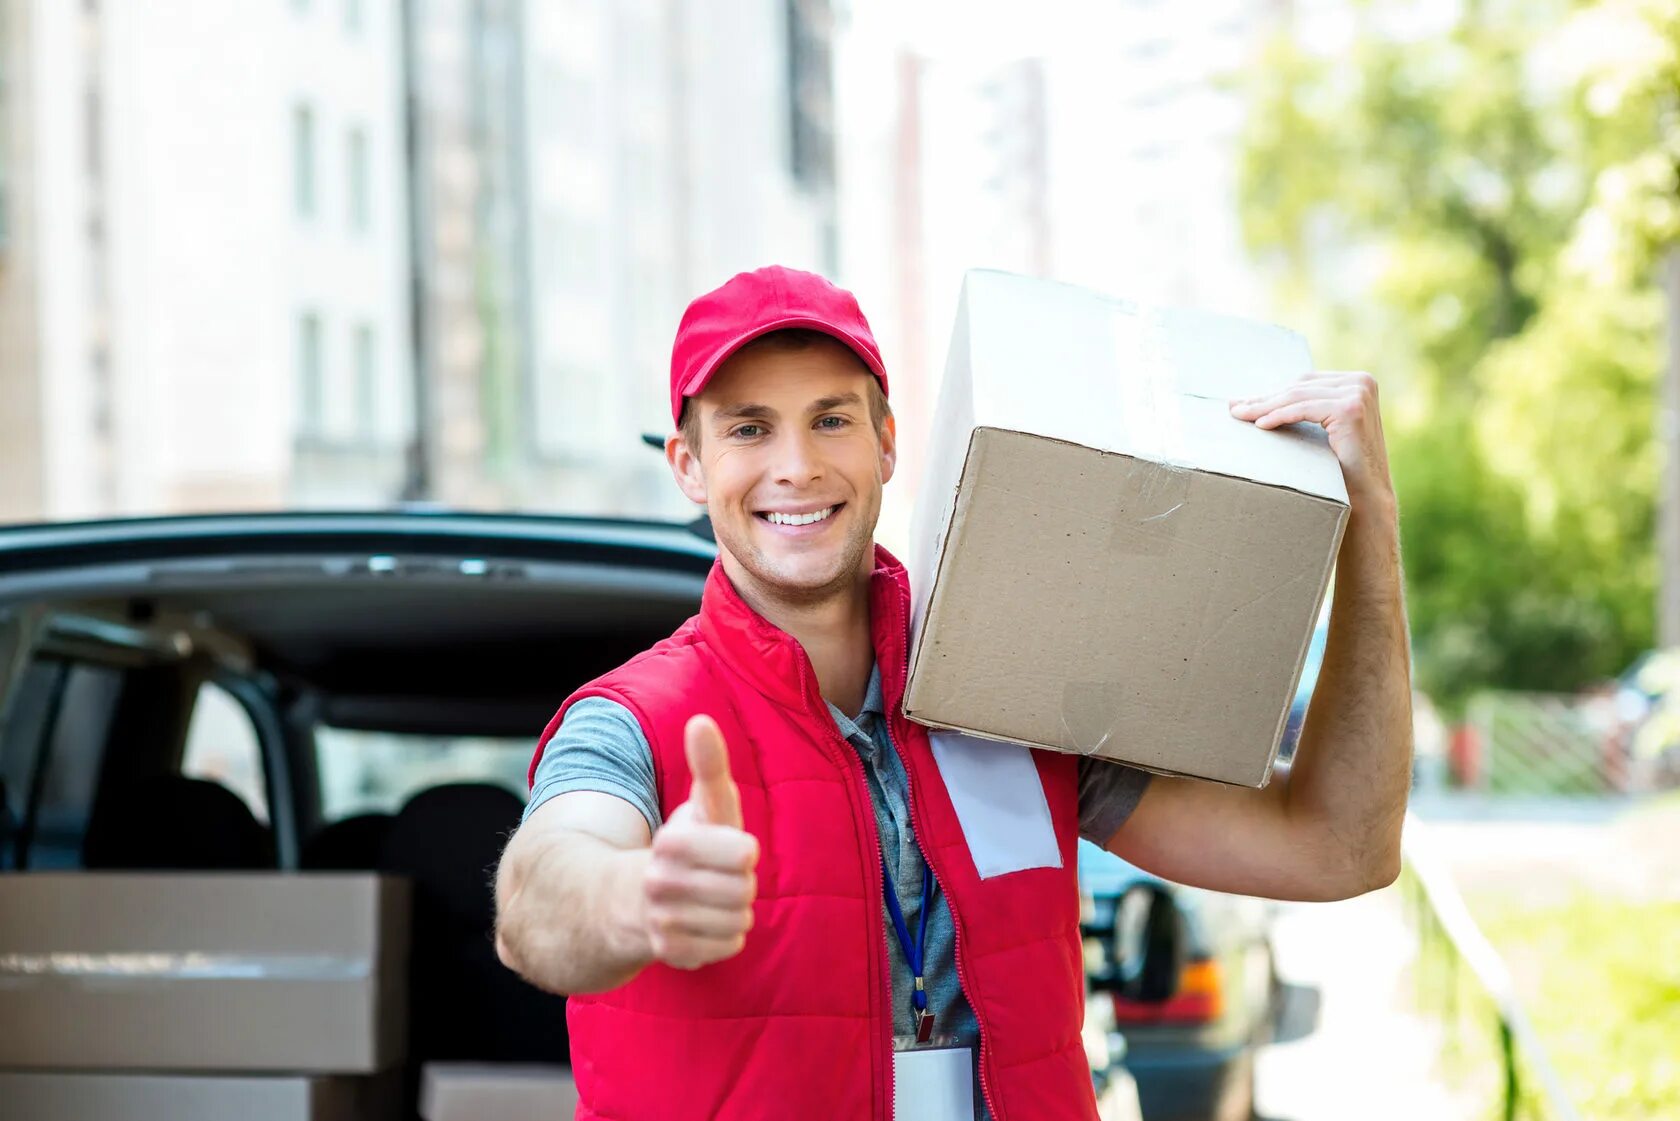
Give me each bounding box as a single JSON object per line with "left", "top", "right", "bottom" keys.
{"left": 0, "top": 510, "right": 718, "bottom": 736}
{"left": 0, "top": 509, "right": 716, "bottom": 574}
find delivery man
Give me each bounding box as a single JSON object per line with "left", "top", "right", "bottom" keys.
{"left": 494, "top": 265, "right": 1413, "bottom": 1120}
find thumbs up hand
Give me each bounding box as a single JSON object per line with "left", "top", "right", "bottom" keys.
{"left": 641, "top": 715, "right": 760, "bottom": 970}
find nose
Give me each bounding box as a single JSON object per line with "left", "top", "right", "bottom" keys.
{"left": 770, "top": 426, "right": 824, "bottom": 489}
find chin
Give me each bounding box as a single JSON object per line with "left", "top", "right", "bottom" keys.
{"left": 753, "top": 553, "right": 851, "bottom": 594}
{"left": 722, "top": 538, "right": 863, "bottom": 603}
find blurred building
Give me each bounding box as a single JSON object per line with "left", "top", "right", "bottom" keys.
{"left": 1045, "top": 0, "right": 1277, "bottom": 315}
{"left": 976, "top": 58, "right": 1052, "bottom": 281}
{"left": 833, "top": 41, "right": 1055, "bottom": 553}
{"left": 834, "top": 0, "right": 1287, "bottom": 552}
{"left": 0, "top": 0, "right": 840, "bottom": 524}
{"left": 338, "top": 0, "right": 844, "bottom": 516}
{"left": 507, "top": 0, "right": 840, "bottom": 517}
{"left": 0, "top": 0, "right": 413, "bottom": 524}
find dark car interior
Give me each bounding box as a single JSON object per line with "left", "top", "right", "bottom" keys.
{"left": 0, "top": 529, "right": 711, "bottom": 1117}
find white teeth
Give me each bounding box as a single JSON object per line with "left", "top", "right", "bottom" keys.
{"left": 766, "top": 506, "right": 835, "bottom": 527}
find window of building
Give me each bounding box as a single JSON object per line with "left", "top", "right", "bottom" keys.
{"left": 297, "top": 312, "right": 324, "bottom": 436}
{"left": 784, "top": 0, "right": 835, "bottom": 193}
{"left": 353, "top": 322, "right": 376, "bottom": 438}
{"left": 181, "top": 681, "right": 269, "bottom": 824}
{"left": 293, "top": 103, "right": 316, "bottom": 219}
{"left": 347, "top": 126, "right": 369, "bottom": 232}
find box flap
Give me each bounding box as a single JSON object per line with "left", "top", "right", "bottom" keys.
{"left": 954, "top": 270, "right": 1348, "bottom": 504}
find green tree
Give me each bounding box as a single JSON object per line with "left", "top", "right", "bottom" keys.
{"left": 1238, "top": 0, "right": 1668, "bottom": 714}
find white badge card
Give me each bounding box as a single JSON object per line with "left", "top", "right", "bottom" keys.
{"left": 893, "top": 1045, "right": 977, "bottom": 1121}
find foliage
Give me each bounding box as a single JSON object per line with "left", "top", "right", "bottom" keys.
{"left": 1474, "top": 890, "right": 1680, "bottom": 1119}
{"left": 1237, "top": 0, "right": 1678, "bottom": 715}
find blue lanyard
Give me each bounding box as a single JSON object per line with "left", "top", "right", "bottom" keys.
{"left": 882, "top": 856, "right": 935, "bottom": 1039}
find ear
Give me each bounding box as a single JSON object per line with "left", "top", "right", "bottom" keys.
{"left": 666, "top": 426, "right": 709, "bottom": 506}
{"left": 878, "top": 411, "right": 898, "bottom": 486}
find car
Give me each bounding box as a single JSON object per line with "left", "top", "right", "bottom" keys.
{"left": 0, "top": 511, "right": 717, "bottom": 1112}
{"left": 1078, "top": 841, "right": 1278, "bottom": 1121}
{"left": 0, "top": 510, "right": 1262, "bottom": 1117}
{"left": 1280, "top": 611, "right": 1331, "bottom": 763}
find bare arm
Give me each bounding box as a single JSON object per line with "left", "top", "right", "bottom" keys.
{"left": 495, "top": 716, "right": 758, "bottom": 995}
{"left": 495, "top": 791, "right": 656, "bottom": 994}
{"left": 1105, "top": 372, "right": 1413, "bottom": 901}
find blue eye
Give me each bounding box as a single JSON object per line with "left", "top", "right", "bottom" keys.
{"left": 734, "top": 424, "right": 764, "bottom": 439}
{"left": 817, "top": 415, "right": 848, "bottom": 430}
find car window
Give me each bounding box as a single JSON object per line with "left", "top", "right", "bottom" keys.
{"left": 181, "top": 681, "right": 270, "bottom": 824}
{"left": 0, "top": 660, "right": 62, "bottom": 869}
{"left": 0, "top": 660, "right": 124, "bottom": 869}
{"left": 314, "top": 728, "right": 530, "bottom": 822}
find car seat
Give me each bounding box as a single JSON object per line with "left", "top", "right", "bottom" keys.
{"left": 378, "top": 783, "right": 570, "bottom": 1068}
{"left": 301, "top": 812, "right": 394, "bottom": 870}
{"left": 82, "top": 774, "right": 276, "bottom": 870}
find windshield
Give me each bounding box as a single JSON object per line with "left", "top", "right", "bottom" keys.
{"left": 314, "top": 728, "right": 530, "bottom": 822}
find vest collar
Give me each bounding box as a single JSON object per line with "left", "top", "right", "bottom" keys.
{"left": 696, "top": 544, "right": 915, "bottom": 715}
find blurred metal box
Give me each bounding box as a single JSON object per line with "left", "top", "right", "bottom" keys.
{"left": 0, "top": 874, "right": 409, "bottom": 1072}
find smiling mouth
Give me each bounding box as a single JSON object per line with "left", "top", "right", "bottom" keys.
{"left": 756, "top": 504, "right": 842, "bottom": 527}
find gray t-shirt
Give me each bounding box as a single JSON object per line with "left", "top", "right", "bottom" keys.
{"left": 523, "top": 684, "right": 1151, "bottom": 844}
{"left": 524, "top": 667, "right": 1150, "bottom": 1120}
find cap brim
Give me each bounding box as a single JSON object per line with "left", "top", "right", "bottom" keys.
{"left": 679, "top": 315, "right": 889, "bottom": 401}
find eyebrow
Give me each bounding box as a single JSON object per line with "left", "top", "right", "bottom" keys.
{"left": 711, "top": 403, "right": 776, "bottom": 425}
{"left": 807, "top": 392, "right": 865, "bottom": 415}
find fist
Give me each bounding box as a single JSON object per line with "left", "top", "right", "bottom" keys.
{"left": 642, "top": 714, "right": 759, "bottom": 970}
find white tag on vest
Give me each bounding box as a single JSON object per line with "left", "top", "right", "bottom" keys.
{"left": 894, "top": 1045, "right": 976, "bottom": 1121}
{"left": 928, "top": 731, "right": 1062, "bottom": 879}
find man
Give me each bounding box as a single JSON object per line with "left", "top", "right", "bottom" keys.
{"left": 495, "top": 266, "right": 1412, "bottom": 1120}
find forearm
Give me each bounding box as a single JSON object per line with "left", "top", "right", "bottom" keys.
{"left": 1286, "top": 494, "right": 1413, "bottom": 885}
{"left": 495, "top": 829, "right": 654, "bottom": 995}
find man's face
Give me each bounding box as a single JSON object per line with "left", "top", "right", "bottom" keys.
{"left": 667, "top": 339, "right": 896, "bottom": 607}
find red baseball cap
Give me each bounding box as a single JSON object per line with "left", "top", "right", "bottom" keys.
{"left": 669, "top": 265, "right": 889, "bottom": 426}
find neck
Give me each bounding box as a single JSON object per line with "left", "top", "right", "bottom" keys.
{"left": 720, "top": 551, "right": 876, "bottom": 718}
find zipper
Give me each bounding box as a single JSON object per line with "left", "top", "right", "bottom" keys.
{"left": 883, "top": 583, "right": 1004, "bottom": 1121}
{"left": 797, "top": 648, "right": 896, "bottom": 1121}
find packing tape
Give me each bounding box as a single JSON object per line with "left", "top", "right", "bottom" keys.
{"left": 1112, "top": 304, "right": 1189, "bottom": 469}
{"left": 1107, "top": 460, "right": 1191, "bottom": 557}
{"left": 0, "top": 952, "right": 372, "bottom": 981}
{"left": 1053, "top": 306, "right": 1193, "bottom": 755}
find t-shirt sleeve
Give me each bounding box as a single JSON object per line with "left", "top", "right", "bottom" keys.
{"left": 1077, "top": 756, "right": 1153, "bottom": 845}
{"left": 522, "top": 696, "right": 662, "bottom": 833}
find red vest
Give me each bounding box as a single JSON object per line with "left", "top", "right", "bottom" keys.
{"left": 532, "top": 546, "right": 1097, "bottom": 1121}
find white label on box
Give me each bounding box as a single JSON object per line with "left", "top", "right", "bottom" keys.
{"left": 928, "top": 732, "right": 1061, "bottom": 879}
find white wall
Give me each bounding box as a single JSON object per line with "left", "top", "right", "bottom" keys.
{"left": 24, "top": 0, "right": 411, "bottom": 518}
{"left": 30, "top": 0, "right": 99, "bottom": 518}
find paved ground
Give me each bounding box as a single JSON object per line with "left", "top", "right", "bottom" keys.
{"left": 1252, "top": 882, "right": 1482, "bottom": 1121}
{"left": 1409, "top": 790, "right": 1680, "bottom": 903}
{"left": 1249, "top": 792, "right": 1680, "bottom": 1120}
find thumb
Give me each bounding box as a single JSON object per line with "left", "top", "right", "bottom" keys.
{"left": 684, "top": 714, "right": 742, "bottom": 829}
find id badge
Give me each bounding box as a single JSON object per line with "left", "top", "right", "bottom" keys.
{"left": 892, "top": 1044, "right": 977, "bottom": 1121}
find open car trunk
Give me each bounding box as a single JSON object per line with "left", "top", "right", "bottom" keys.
{"left": 0, "top": 512, "right": 716, "bottom": 1118}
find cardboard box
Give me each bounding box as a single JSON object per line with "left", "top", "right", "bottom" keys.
{"left": 420, "top": 1063, "right": 580, "bottom": 1121}
{"left": 0, "top": 874, "right": 409, "bottom": 1072}
{"left": 0, "top": 1071, "right": 397, "bottom": 1121}
{"left": 906, "top": 271, "right": 1348, "bottom": 786}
